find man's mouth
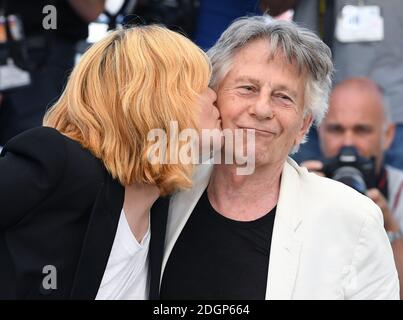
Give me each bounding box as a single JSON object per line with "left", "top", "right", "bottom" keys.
{"left": 238, "top": 127, "right": 275, "bottom": 136}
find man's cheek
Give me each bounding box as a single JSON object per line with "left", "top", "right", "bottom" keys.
{"left": 323, "top": 141, "right": 340, "bottom": 157}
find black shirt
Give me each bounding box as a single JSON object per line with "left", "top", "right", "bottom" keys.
{"left": 160, "top": 189, "right": 276, "bottom": 300}
{"left": 377, "top": 166, "right": 389, "bottom": 201}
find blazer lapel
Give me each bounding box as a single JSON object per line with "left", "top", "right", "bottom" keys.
{"left": 160, "top": 164, "right": 213, "bottom": 288}
{"left": 70, "top": 175, "right": 124, "bottom": 300}
{"left": 149, "top": 196, "right": 170, "bottom": 300}
{"left": 266, "top": 158, "right": 304, "bottom": 300}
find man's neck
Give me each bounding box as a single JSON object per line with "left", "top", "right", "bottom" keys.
{"left": 207, "top": 161, "right": 284, "bottom": 221}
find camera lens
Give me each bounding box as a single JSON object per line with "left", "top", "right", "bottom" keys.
{"left": 331, "top": 166, "right": 367, "bottom": 194}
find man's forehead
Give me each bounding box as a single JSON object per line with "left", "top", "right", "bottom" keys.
{"left": 233, "top": 39, "right": 302, "bottom": 71}
{"left": 328, "top": 96, "right": 384, "bottom": 125}
{"left": 229, "top": 49, "right": 305, "bottom": 86}
{"left": 324, "top": 109, "right": 379, "bottom": 128}
{"left": 325, "top": 120, "right": 375, "bottom": 128}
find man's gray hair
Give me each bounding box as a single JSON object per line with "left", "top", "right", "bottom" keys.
{"left": 208, "top": 15, "right": 334, "bottom": 128}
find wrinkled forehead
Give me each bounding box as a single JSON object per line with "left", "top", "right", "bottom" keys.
{"left": 233, "top": 38, "right": 308, "bottom": 75}
{"left": 226, "top": 39, "right": 309, "bottom": 90}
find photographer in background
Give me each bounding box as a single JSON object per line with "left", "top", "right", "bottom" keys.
{"left": 302, "top": 77, "right": 403, "bottom": 298}
{"left": 0, "top": 0, "right": 105, "bottom": 147}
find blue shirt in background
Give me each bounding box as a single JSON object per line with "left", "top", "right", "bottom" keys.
{"left": 193, "top": 0, "right": 262, "bottom": 50}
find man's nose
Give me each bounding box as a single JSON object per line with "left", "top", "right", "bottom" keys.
{"left": 250, "top": 95, "right": 274, "bottom": 120}
{"left": 342, "top": 131, "right": 355, "bottom": 146}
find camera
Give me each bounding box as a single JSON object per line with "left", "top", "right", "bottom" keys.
{"left": 322, "top": 146, "right": 376, "bottom": 194}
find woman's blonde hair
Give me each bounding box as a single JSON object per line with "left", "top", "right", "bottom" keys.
{"left": 43, "top": 25, "right": 211, "bottom": 195}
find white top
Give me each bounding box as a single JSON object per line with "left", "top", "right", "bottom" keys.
{"left": 96, "top": 209, "right": 150, "bottom": 300}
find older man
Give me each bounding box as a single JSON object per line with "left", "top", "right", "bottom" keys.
{"left": 154, "top": 16, "right": 399, "bottom": 300}
{"left": 302, "top": 77, "right": 403, "bottom": 298}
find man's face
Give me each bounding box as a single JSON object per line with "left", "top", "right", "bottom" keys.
{"left": 216, "top": 39, "right": 312, "bottom": 168}
{"left": 318, "top": 85, "right": 394, "bottom": 173}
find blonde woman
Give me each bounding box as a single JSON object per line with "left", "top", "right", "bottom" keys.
{"left": 0, "top": 25, "right": 221, "bottom": 299}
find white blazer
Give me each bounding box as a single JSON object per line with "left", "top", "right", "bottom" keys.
{"left": 161, "top": 158, "right": 399, "bottom": 300}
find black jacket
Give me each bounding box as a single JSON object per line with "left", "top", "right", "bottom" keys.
{"left": 0, "top": 127, "right": 168, "bottom": 299}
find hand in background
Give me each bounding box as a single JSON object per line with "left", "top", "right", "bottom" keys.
{"left": 260, "top": 0, "right": 300, "bottom": 16}
{"left": 300, "top": 160, "right": 326, "bottom": 177}
{"left": 367, "top": 188, "right": 400, "bottom": 232}
{"left": 68, "top": 0, "right": 106, "bottom": 22}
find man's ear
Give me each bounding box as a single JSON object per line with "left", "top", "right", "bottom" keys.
{"left": 384, "top": 123, "right": 396, "bottom": 151}
{"left": 295, "top": 114, "right": 314, "bottom": 145}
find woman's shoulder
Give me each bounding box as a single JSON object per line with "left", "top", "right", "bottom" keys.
{"left": 2, "top": 126, "right": 64, "bottom": 148}
{"left": 1, "top": 126, "right": 104, "bottom": 179}
{"left": 1, "top": 127, "right": 67, "bottom": 164}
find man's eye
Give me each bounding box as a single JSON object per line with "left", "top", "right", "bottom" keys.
{"left": 327, "top": 127, "right": 343, "bottom": 134}
{"left": 273, "top": 94, "right": 293, "bottom": 105}
{"left": 239, "top": 86, "right": 255, "bottom": 92}
{"left": 355, "top": 127, "right": 372, "bottom": 135}
{"left": 278, "top": 94, "right": 291, "bottom": 101}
